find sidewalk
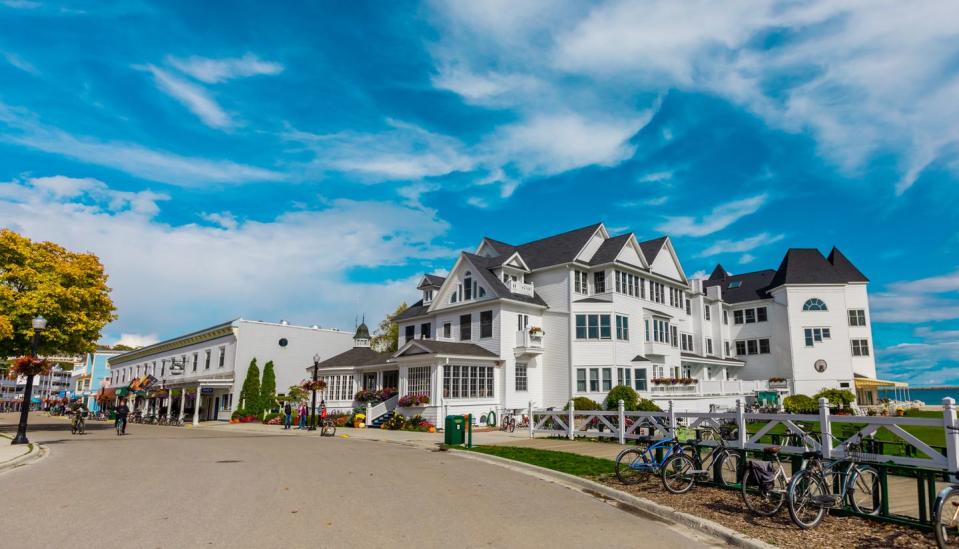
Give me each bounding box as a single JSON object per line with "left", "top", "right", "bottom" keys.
{"left": 0, "top": 432, "right": 42, "bottom": 473}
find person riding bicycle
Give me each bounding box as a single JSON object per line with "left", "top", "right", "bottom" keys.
{"left": 69, "top": 399, "right": 89, "bottom": 432}
{"left": 115, "top": 399, "right": 130, "bottom": 434}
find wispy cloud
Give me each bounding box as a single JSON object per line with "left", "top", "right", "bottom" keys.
{"left": 871, "top": 269, "right": 959, "bottom": 323}
{"left": 168, "top": 53, "right": 283, "bottom": 84}
{"left": 639, "top": 171, "right": 673, "bottom": 183}
{"left": 656, "top": 194, "right": 769, "bottom": 237}
{"left": 3, "top": 52, "right": 38, "bottom": 75}
{"left": 698, "top": 231, "right": 784, "bottom": 257}
{"left": 112, "top": 333, "right": 160, "bottom": 348}
{"left": 140, "top": 64, "right": 231, "bottom": 128}
{"left": 0, "top": 103, "right": 285, "bottom": 185}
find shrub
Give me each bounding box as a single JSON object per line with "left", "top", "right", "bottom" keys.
{"left": 635, "top": 398, "right": 662, "bottom": 412}
{"left": 814, "top": 388, "right": 856, "bottom": 410}
{"left": 262, "top": 412, "right": 282, "bottom": 424}
{"left": 564, "top": 396, "right": 601, "bottom": 411}
{"left": 604, "top": 385, "right": 639, "bottom": 411}
{"left": 783, "top": 394, "right": 818, "bottom": 414}
{"left": 231, "top": 408, "right": 249, "bottom": 420}
{"left": 382, "top": 413, "right": 406, "bottom": 430}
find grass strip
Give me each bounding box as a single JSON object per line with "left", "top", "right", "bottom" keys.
{"left": 463, "top": 445, "right": 615, "bottom": 477}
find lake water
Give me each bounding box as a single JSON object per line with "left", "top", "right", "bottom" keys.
{"left": 879, "top": 387, "right": 959, "bottom": 405}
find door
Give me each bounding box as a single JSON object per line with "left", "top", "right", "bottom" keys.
{"left": 212, "top": 397, "right": 219, "bottom": 420}
{"left": 363, "top": 373, "right": 377, "bottom": 390}
{"left": 382, "top": 370, "right": 399, "bottom": 390}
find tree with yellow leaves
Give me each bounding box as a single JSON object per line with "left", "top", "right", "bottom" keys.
{"left": 0, "top": 229, "right": 116, "bottom": 357}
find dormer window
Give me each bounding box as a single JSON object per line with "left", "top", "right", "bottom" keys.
{"left": 728, "top": 281, "right": 742, "bottom": 289}
{"left": 423, "top": 289, "right": 434, "bottom": 304}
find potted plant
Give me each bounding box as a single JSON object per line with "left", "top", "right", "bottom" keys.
{"left": 8, "top": 356, "right": 51, "bottom": 378}
{"left": 528, "top": 326, "right": 544, "bottom": 335}
{"left": 301, "top": 379, "right": 327, "bottom": 392}
{"left": 399, "top": 393, "right": 430, "bottom": 407}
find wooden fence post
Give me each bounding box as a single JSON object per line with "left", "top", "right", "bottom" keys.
{"left": 528, "top": 400, "right": 534, "bottom": 439}
{"left": 619, "top": 399, "right": 626, "bottom": 444}
{"left": 819, "top": 397, "right": 833, "bottom": 458}
{"left": 568, "top": 399, "right": 575, "bottom": 440}
{"left": 735, "top": 399, "right": 747, "bottom": 450}
{"left": 944, "top": 398, "right": 959, "bottom": 481}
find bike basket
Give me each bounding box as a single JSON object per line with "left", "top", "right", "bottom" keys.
{"left": 843, "top": 441, "right": 865, "bottom": 461}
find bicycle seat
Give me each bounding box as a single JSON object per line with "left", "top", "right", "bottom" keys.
{"left": 762, "top": 446, "right": 781, "bottom": 455}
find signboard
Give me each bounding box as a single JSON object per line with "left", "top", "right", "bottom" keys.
{"left": 201, "top": 387, "right": 214, "bottom": 395}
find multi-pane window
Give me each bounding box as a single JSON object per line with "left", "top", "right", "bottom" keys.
{"left": 517, "top": 314, "right": 528, "bottom": 331}
{"left": 734, "top": 307, "right": 767, "bottom": 324}
{"left": 851, "top": 339, "right": 870, "bottom": 356}
{"left": 650, "top": 318, "right": 669, "bottom": 343}
{"left": 602, "top": 368, "right": 612, "bottom": 391}
{"left": 634, "top": 368, "right": 647, "bottom": 391}
{"left": 405, "top": 325, "right": 415, "bottom": 344}
{"left": 803, "top": 327, "right": 831, "bottom": 347}
{"left": 515, "top": 363, "right": 528, "bottom": 392}
{"left": 594, "top": 271, "right": 606, "bottom": 294}
{"left": 192, "top": 353, "right": 198, "bottom": 372}
{"left": 803, "top": 298, "right": 828, "bottom": 311}
{"left": 670, "top": 326, "right": 678, "bottom": 348}
{"left": 704, "top": 305, "right": 711, "bottom": 321}
{"left": 706, "top": 338, "right": 714, "bottom": 355}
{"left": 734, "top": 310, "right": 744, "bottom": 324}
{"left": 848, "top": 309, "right": 866, "bottom": 326}
{"left": 320, "top": 374, "right": 354, "bottom": 401}
{"left": 576, "top": 369, "right": 587, "bottom": 392}
{"left": 615, "top": 315, "right": 629, "bottom": 341}
{"left": 218, "top": 346, "right": 226, "bottom": 368}
{"left": 735, "top": 340, "right": 747, "bottom": 355}
{"left": 744, "top": 309, "right": 756, "bottom": 323}
{"left": 589, "top": 368, "right": 600, "bottom": 392}
{"left": 685, "top": 299, "right": 691, "bottom": 315}
{"left": 204, "top": 350, "right": 211, "bottom": 370}
{"left": 408, "top": 366, "right": 432, "bottom": 396}
{"left": 575, "top": 314, "right": 612, "bottom": 340}
{"left": 757, "top": 307, "right": 768, "bottom": 322}
{"left": 759, "top": 339, "right": 770, "bottom": 354}
{"left": 650, "top": 281, "right": 665, "bottom": 303}
{"left": 574, "top": 270, "right": 589, "bottom": 294}
{"left": 735, "top": 338, "right": 771, "bottom": 355}
{"left": 723, "top": 310, "right": 728, "bottom": 325}
{"left": 724, "top": 340, "right": 731, "bottom": 357}
{"left": 460, "top": 314, "right": 472, "bottom": 341}
{"left": 443, "top": 322, "right": 451, "bottom": 339}
{"left": 421, "top": 323, "right": 432, "bottom": 339}
{"left": 747, "top": 340, "right": 758, "bottom": 355}
{"left": 617, "top": 367, "right": 632, "bottom": 388}
{"left": 669, "top": 288, "right": 684, "bottom": 308}
{"left": 443, "top": 365, "right": 491, "bottom": 398}
{"left": 480, "top": 311, "right": 493, "bottom": 338}
{"left": 615, "top": 270, "right": 644, "bottom": 298}
{"left": 680, "top": 333, "right": 694, "bottom": 352}
{"left": 463, "top": 274, "right": 473, "bottom": 300}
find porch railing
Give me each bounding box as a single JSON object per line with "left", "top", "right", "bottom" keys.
{"left": 365, "top": 394, "right": 399, "bottom": 425}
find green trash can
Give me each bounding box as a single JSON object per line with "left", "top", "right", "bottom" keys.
{"left": 445, "top": 415, "right": 465, "bottom": 446}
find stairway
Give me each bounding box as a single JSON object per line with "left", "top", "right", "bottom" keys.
{"left": 368, "top": 411, "right": 394, "bottom": 429}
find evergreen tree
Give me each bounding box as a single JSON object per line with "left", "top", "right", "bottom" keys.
{"left": 239, "top": 358, "right": 261, "bottom": 415}
{"left": 259, "top": 360, "right": 277, "bottom": 417}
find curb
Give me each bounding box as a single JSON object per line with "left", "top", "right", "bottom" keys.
{"left": 0, "top": 435, "right": 47, "bottom": 474}
{"left": 452, "top": 449, "right": 776, "bottom": 549}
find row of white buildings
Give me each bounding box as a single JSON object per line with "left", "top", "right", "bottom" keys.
{"left": 103, "top": 222, "right": 893, "bottom": 425}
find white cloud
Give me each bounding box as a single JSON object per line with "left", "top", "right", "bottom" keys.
{"left": 168, "top": 53, "right": 283, "bottom": 84}
{"left": 432, "top": 67, "right": 541, "bottom": 106}
{"left": 639, "top": 171, "right": 673, "bottom": 184}
{"left": 111, "top": 333, "right": 159, "bottom": 348}
{"left": 877, "top": 338, "right": 959, "bottom": 385}
{"left": 3, "top": 52, "right": 38, "bottom": 75}
{"left": 656, "top": 194, "right": 768, "bottom": 237}
{"left": 466, "top": 196, "right": 489, "bottom": 209}
{"left": 1, "top": 0, "right": 41, "bottom": 8}
{"left": 698, "top": 231, "right": 784, "bottom": 257}
{"left": 0, "top": 176, "right": 453, "bottom": 340}
{"left": 140, "top": 64, "right": 231, "bottom": 128}
{"left": 871, "top": 269, "right": 959, "bottom": 323}
{"left": 0, "top": 103, "right": 284, "bottom": 185}
{"left": 738, "top": 254, "right": 755, "bottom": 265}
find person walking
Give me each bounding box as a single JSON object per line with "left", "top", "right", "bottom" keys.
{"left": 283, "top": 401, "right": 293, "bottom": 430}
{"left": 297, "top": 402, "right": 307, "bottom": 429}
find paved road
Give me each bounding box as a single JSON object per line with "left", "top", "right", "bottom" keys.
{"left": 0, "top": 414, "right": 720, "bottom": 548}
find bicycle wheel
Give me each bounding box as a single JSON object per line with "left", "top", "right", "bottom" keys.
{"left": 662, "top": 454, "right": 697, "bottom": 494}
{"left": 322, "top": 424, "right": 336, "bottom": 437}
{"left": 615, "top": 443, "right": 651, "bottom": 485}
{"left": 935, "top": 485, "right": 959, "bottom": 548}
{"left": 847, "top": 465, "right": 880, "bottom": 515}
{"left": 787, "top": 470, "right": 828, "bottom": 529}
{"left": 742, "top": 467, "right": 785, "bottom": 516}
{"left": 715, "top": 450, "right": 742, "bottom": 487}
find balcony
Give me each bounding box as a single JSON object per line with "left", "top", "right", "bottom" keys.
{"left": 507, "top": 280, "right": 535, "bottom": 297}
{"left": 514, "top": 329, "right": 545, "bottom": 358}
{"left": 644, "top": 340, "right": 672, "bottom": 357}
{"left": 649, "top": 379, "right": 771, "bottom": 397}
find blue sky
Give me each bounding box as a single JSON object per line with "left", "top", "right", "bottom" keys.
{"left": 1, "top": 1, "right": 959, "bottom": 385}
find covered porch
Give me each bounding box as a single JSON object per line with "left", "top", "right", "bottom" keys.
{"left": 854, "top": 374, "right": 910, "bottom": 406}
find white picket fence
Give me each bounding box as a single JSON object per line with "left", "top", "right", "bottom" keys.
{"left": 528, "top": 397, "right": 959, "bottom": 473}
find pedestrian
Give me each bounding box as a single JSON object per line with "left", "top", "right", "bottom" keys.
{"left": 283, "top": 401, "right": 293, "bottom": 430}
{"left": 297, "top": 402, "right": 307, "bottom": 429}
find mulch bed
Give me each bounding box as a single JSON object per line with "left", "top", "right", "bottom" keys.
{"left": 593, "top": 474, "right": 935, "bottom": 548}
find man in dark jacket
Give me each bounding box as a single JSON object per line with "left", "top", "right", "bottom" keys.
{"left": 283, "top": 401, "right": 293, "bottom": 429}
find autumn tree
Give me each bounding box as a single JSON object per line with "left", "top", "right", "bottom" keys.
{"left": 370, "top": 302, "right": 408, "bottom": 353}
{"left": 0, "top": 229, "right": 116, "bottom": 356}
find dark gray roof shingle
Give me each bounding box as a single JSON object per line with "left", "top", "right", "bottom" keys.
{"left": 398, "top": 340, "right": 498, "bottom": 358}
{"left": 485, "top": 223, "right": 602, "bottom": 270}
{"left": 827, "top": 247, "right": 869, "bottom": 283}
{"left": 639, "top": 236, "right": 668, "bottom": 263}
{"left": 392, "top": 300, "right": 429, "bottom": 321}
{"left": 768, "top": 248, "right": 848, "bottom": 288}
{"left": 462, "top": 252, "right": 548, "bottom": 306}
{"left": 589, "top": 233, "right": 631, "bottom": 265}
{"left": 703, "top": 269, "right": 776, "bottom": 304}
{"left": 316, "top": 346, "right": 390, "bottom": 368}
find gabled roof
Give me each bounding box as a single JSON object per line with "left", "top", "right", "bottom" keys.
{"left": 768, "top": 248, "right": 851, "bottom": 288}
{"left": 589, "top": 233, "right": 632, "bottom": 265}
{"left": 639, "top": 236, "right": 668, "bottom": 263}
{"left": 393, "top": 340, "right": 498, "bottom": 359}
{"left": 483, "top": 223, "right": 603, "bottom": 270}
{"left": 417, "top": 274, "right": 446, "bottom": 289}
{"left": 393, "top": 300, "right": 429, "bottom": 322}
{"left": 827, "top": 247, "right": 869, "bottom": 283}
{"left": 314, "top": 347, "right": 390, "bottom": 369}
{"left": 709, "top": 264, "right": 729, "bottom": 281}
{"left": 703, "top": 269, "right": 776, "bottom": 304}
{"left": 461, "top": 252, "right": 547, "bottom": 306}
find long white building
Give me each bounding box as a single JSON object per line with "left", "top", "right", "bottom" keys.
{"left": 312, "top": 223, "right": 883, "bottom": 419}
{"left": 107, "top": 319, "right": 353, "bottom": 424}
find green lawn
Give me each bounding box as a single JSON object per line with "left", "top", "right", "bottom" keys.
{"left": 745, "top": 415, "right": 947, "bottom": 456}
{"left": 464, "top": 445, "right": 615, "bottom": 477}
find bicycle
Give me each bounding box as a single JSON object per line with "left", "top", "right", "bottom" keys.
{"left": 661, "top": 425, "right": 743, "bottom": 494}
{"left": 933, "top": 427, "right": 959, "bottom": 547}
{"left": 615, "top": 430, "right": 687, "bottom": 485}
{"left": 501, "top": 410, "right": 516, "bottom": 433}
{"left": 70, "top": 411, "right": 86, "bottom": 435}
{"left": 319, "top": 418, "right": 337, "bottom": 437}
{"left": 115, "top": 415, "right": 127, "bottom": 435}
{"left": 786, "top": 433, "right": 881, "bottom": 529}
{"left": 741, "top": 433, "right": 808, "bottom": 516}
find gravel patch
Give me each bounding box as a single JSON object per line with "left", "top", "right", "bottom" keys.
{"left": 594, "top": 474, "right": 935, "bottom": 548}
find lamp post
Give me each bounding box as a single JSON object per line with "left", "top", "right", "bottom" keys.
{"left": 308, "top": 353, "right": 320, "bottom": 431}
{"left": 12, "top": 315, "right": 47, "bottom": 445}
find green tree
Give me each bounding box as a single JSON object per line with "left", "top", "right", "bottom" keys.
{"left": 239, "top": 358, "right": 261, "bottom": 415}
{"left": 371, "top": 302, "right": 408, "bottom": 353}
{"left": 814, "top": 388, "right": 856, "bottom": 410}
{"left": 259, "top": 360, "right": 277, "bottom": 416}
{"left": 287, "top": 384, "right": 307, "bottom": 404}
{"left": 0, "top": 229, "right": 116, "bottom": 356}
{"left": 604, "top": 385, "right": 640, "bottom": 411}
{"left": 784, "top": 394, "right": 818, "bottom": 414}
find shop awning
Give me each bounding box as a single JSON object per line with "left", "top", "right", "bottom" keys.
{"left": 853, "top": 375, "right": 908, "bottom": 389}
{"left": 97, "top": 388, "right": 117, "bottom": 401}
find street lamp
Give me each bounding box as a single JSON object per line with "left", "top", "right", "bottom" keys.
{"left": 11, "top": 315, "right": 46, "bottom": 445}
{"left": 308, "top": 353, "right": 320, "bottom": 431}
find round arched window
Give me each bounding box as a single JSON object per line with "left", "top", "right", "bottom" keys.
{"left": 803, "top": 298, "right": 828, "bottom": 311}
{"left": 278, "top": 338, "right": 288, "bottom": 347}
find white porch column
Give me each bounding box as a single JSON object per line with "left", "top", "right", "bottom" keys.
{"left": 178, "top": 389, "right": 185, "bottom": 421}
{"left": 192, "top": 386, "right": 201, "bottom": 426}
{"left": 167, "top": 393, "right": 174, "bottom": 420}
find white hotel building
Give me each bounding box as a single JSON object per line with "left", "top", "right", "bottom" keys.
{"left": 313, "top": 222, "right": 884, "bottom": 420}
{"left": 107, "top": 319, "right": 353, "bottom": 424}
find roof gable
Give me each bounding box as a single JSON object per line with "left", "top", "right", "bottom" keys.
{"left": 827, "top": 247, "right": 869, "bottom": 283}
{"left": 769, "top": 248, "right": 849, "bottom": 288}
{"left": 509, "top": 223, "right": 603, "bottom": 270}
{"left": 574, "top": 224, "right": 610, "bottom": 263}
{"left": 648, "top": 237, "right": 687, "bottom": 283}
{"left": 639, "top": 236, "right": 668, "bottom": 263}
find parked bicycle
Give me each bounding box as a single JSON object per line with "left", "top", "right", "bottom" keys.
{"left": 933, "top": 427, "right": 959, "bottom": 547}
{"left": 320, "top": 418, "right": 337, "bottom": 437}
{"left": 741, "top": 433, "right": 808, "bottom": 516}
{"left": 615, "top": 428, "right": 687, "bottom": 485}
{"left": 786, "top": 432, "right": 881, "bottom": 529}
{"left": 501, "top": 410, "right": 516, "bottom": 433}
{"left": 661, "top": 425, "right": 742, "bottom": 494}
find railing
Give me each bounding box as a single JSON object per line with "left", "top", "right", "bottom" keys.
{"left": 508, "top": 280, "right": 535, "bottom": 297}
{"left": 515, "top": 330, "right": 544, "bottom": 350}
{"left": 365, "top": 394, "right": 399, "bottom": 425}
{"left": 529, "top": 397, "right": 959, "bottom": 472}
{"left": 648, "top": 379, "right": 771, "bottom": 396}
